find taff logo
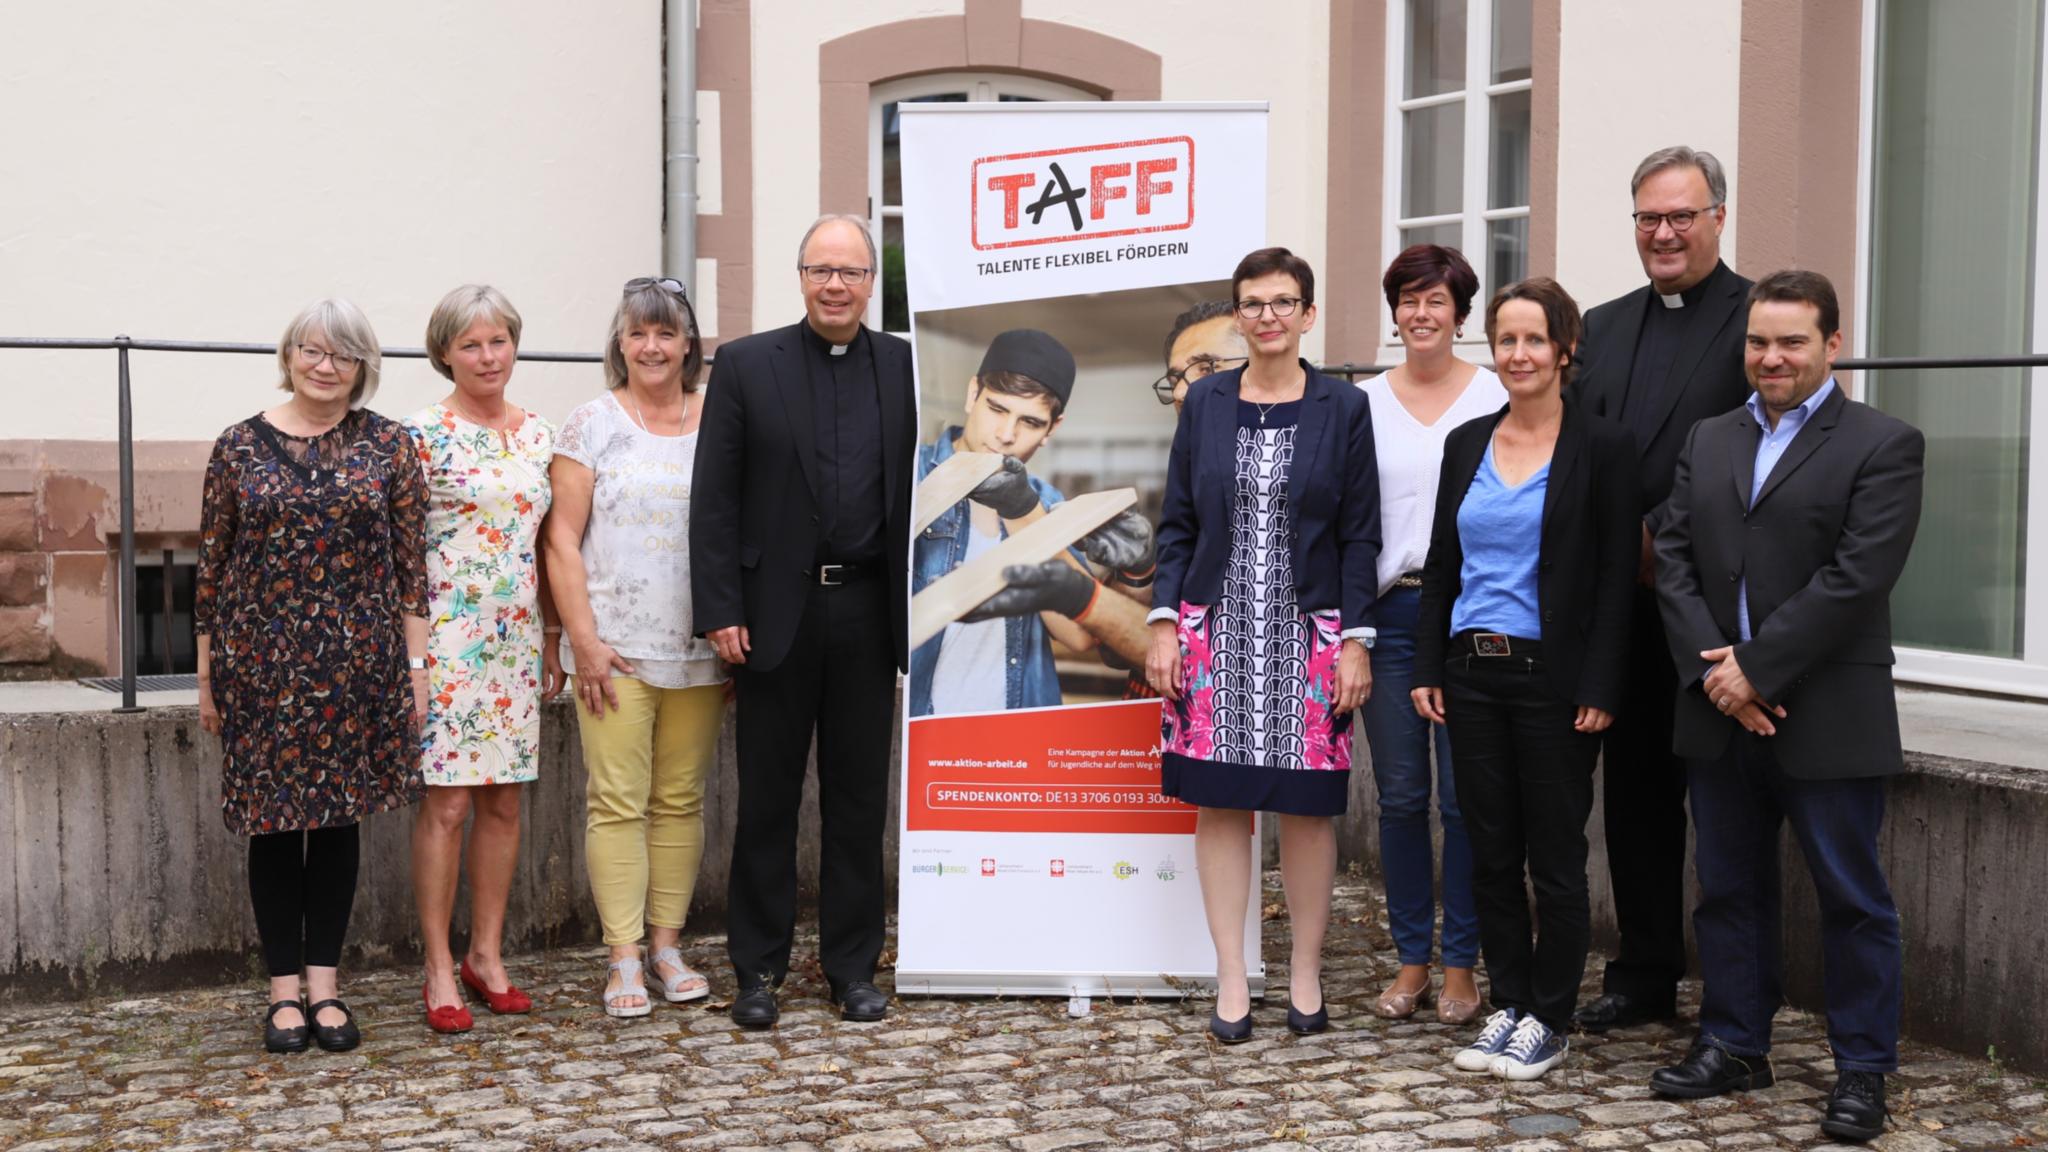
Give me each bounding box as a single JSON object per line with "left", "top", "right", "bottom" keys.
{"left": 1112, "top": 861, "right": 1140, "bottom": 880}
{"left": 972, "top": 136, "right": 1195, "bottom": 251}
{"left": 1155, "top": 856, "right": 1179, "bottom": 881}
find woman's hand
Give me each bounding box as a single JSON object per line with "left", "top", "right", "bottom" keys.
{"left": 410, "top": 668, "right": 432, "bottom": 723}
{"left": 541, "top": 634, "right": 566, "bottom": 700}
{"left": 1332, "top": 639, "right": 1372, "bottom": 714}
{"left": 1574, "top": 705, "right": 1613, "bottom": 733}
{"left": 1411, "top": 686, "right": 1446, "bottom": 725}
{"left": 197, "top": 676, "right": 221, "bottom": 735}
{"left": 1145, "top": 619, "right": 1182, "bottom": 701}
{"left": 572, "top": 635, "right": 637, "bottom": 715}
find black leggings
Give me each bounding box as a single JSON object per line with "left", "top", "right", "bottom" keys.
{"left": 247, "top": 824, "right": 361, "bottom": 978}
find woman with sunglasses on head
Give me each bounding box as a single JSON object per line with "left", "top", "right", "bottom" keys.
{"left": 1149, "top": 247, "right": 1381, "bottom": 1043}
{"left": 195, "top": 298, "right": 429, "bottom": 1054}
{"left": 407, "top": 285, "right": 562, "bottom": 1033}
{"left": 546, "top": 277, "right": 726, "bottom": 1017}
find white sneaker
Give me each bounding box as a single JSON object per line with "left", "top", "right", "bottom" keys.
{"left": 1493, "top": 1015, "right": 1568, "bottom": 1080}
{"left": 1453, "top": 1007, "right": 1522, "bottom": 1072}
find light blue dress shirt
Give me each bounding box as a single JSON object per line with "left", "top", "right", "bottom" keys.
{"left": 1737, "top": 378, "right": 1837, "bottom": 641}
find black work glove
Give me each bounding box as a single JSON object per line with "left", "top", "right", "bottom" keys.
{"left": 966, "top": 456, "right": 1041, "bottom": 519}
{"left": 1078, "top": 509, "right": 1154, "bottom": 575}
{"left": 960, "top": 561, "right": 1098, "bottom": 623}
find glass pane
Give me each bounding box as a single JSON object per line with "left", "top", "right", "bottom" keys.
{"left": 1489, "top": 89, "right": 1531, "bottom": 209}
{"left": 998, "top": 94, "right": 1044, "bottom": 102}
{"left": 1869, "top": 0, "right": 2038, "bottom": 658}
{"left": 1403, "top": 102, "right": 1464, "bottom": 218}
{"left": 1487, "top": 217, "right": 1528, "bottom": 294}
{"left": 1401, "top": 222, "right": 1463, "bottom": 254}
{"left": 1406, "top": 0, "right": 1466, "bottom": 98}
{"left": 1492, "top": 0, "right": 1532, "bottom": 83}
{"left": 882, "top": 215, "right": 908, "bottom": 333}
{"left": 881, "top": 93, "right": 968, "bottom": 208}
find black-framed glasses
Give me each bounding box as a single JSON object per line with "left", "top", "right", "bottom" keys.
{"left": 1151, "top": 355, "right": 1250, "bottom": 404}
{"left": 294, "top": 344, "right": 362, "bottom": 371}
{"left": 1234, "top": 297, "right": 1302, "bottom": 320}
{"left": 1631, "top": 205, "right": 1721, "bottom": 233}
{"left": 801, "top": 264, "right": 873, "bottom": 286}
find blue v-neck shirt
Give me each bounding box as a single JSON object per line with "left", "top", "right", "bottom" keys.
{"left": 1451, "top": 439, "right": 1549, "bottom": 639}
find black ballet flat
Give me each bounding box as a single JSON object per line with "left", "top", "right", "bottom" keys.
{"left": 264, "top": 999, "right": 310, "bottom": 1054}
{"left": 308, "top": 998, "right": 361, "bottom": 1052}
{"left": 1287, "top": 999, "right": 1330, "bottom": 1035}
{"left": 1209, "top": 1009, "right": 1253, "bottom": 1044}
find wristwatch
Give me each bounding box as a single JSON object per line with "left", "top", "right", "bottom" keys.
{"left": 408, "top": 657, "right": 428, "bottom": 671}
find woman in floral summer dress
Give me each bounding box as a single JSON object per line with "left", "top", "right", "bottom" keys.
{"left": 409, "top": 285, "right": 561, "bottom": 1033}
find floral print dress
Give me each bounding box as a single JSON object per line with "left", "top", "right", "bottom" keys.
{"left": 195, "top": 410, "right": 430, "bottom": 835}
{"left": 408, "top": 404, "right": 557, "bottom": 786}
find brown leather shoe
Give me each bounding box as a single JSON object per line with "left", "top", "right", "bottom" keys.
{"left": 1374, "top": 977, "right": 1435, "bottom": 1019}
{"left": 1436, "top": 991, "right": 1483, "bottom": 1024}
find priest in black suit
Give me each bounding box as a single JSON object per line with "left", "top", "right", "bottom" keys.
{"left": 690, "top": 214, "right": 916, "bottom": 1029}
{"left": 1567, "top": 147, "right": 1753, "bottom": 1032}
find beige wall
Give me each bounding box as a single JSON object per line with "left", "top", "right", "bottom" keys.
{"left": 0, "top": 1, "right": 666, "bottom": 442}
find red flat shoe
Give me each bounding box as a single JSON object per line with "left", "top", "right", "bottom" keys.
{"left": 461, "top": 961, "right": 533, "bottom": 1015}
{"left": 422, "top": 983, "right": 473, "bottom": 1034}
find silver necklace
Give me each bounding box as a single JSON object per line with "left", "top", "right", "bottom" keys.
{"left": 628, "top": 389, "right": 688, "bottom": 433}
{"left": 1253, "top": 399, "right": 1281, "bottom": 425}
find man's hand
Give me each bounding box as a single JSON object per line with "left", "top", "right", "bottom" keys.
{"left": 1078, "top": 509, "right": 1154, "bottom": 575}
{"left": 709, "top": 625, "right": 751, "bottom": 666}
{"left": 1146, "top": 619, "right": 1183, "bottom": 701}
{"left": 967, "top": 456, "right": 1041, "bottom": 519}
{"left": 1700, "top": 645, "right": 1786, "bottom": 735}
{"left": 960, "top": 561, "right": 1097, "bottom": 623}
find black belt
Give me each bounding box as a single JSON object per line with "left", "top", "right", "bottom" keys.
{"left": 1453, "top": 629, "right": 1542, "bottom": 658}
{"left": 810, "top": 561, "right": 875, "bottom": 587}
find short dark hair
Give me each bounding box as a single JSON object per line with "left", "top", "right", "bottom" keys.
{"left": 1747, "top": 269, "right": 1840, "bottom": 339}
{"left": 1232, "top": 247, "right": 1316, "bottom": 308}
{"left": 1381, "top": 244, "right": 1480, "bottom": 322}
{"left": 975, "top": 369, "right": 1065, "bottom": 421}
{"left": 1484, "top": 277, "right": 1584, "bottom": 386}
{"left": 1161, "top": 300, "right": 1239, "bottom": 367}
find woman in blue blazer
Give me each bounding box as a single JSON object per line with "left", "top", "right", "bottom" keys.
{"left": 1147, "top": 248, "right": 1382, "bottom": 1042}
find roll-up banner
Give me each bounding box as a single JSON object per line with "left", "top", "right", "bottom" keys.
{"left": 895, "top": 102, "right": 1270, "bottom": 999}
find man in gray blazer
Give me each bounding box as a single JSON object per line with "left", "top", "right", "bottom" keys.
{"left": 1649, "top": 270, "right": 1924, "bottom": 1144}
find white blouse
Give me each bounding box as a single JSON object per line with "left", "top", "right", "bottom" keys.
{"left": 1361, "top": 365, "right": 1509, "bottom": 596}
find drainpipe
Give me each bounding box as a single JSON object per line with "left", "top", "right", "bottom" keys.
{"left": 665, "top": 0, "right": 699, "bottom": 302}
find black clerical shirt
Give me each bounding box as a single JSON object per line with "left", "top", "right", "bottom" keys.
{"left": 1621, "top": 273, "right": 1714, "bottom": 443}
{"left": 801, "top": 322, "right": 887, "bottom": 565}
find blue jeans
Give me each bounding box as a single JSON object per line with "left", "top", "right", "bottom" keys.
{"left": 1362, "top": 585, "right": 1479, "bottom": 967}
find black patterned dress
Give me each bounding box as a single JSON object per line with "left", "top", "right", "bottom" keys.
{"left": 1159, "top": 400, "right": 1354, "bottom": 816}
{"left": 195, "top": 410, "right": 430, "bottom": 835}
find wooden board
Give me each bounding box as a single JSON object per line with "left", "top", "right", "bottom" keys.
{"left": 911, "top": 450, "right": 1005, "bottom": 537}
{"left": 909, "top": 487, "right": 1137, "bottom": 649}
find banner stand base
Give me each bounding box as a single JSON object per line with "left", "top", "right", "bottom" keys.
{"left": 893, "top": 971, "right": 1267, "bottom": 1000}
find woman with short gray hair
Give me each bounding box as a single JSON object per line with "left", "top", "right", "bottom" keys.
{"left": 195, "top": 298, "right": 430, "bottom": 1054}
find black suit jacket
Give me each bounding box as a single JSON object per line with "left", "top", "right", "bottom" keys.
{"left": 1414, "top": 401, "right": 1641, "bottom": 714}
{"left": 1573, "top": 260, "right": 1754, "bottom": 532}
{"left": 1153, "top": 364, "right": 1382, "bottom": 630}
{"left": 1654, "top": 385, "right": 1925, "bottom": 778}
{"left": 689, "top": 320, "right": 916, "bottom": 673}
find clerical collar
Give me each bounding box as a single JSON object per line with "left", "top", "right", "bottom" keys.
{"left": 802, "top": 320, "right": 860, "bottom": 357}
{"left": 1654, "top": 273, "right": 1715, "bottom": 310}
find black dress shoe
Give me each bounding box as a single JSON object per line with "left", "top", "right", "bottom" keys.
{"left": 264, "top": 999, "right": 310, "bottom": 1054}
{"left": 1572, "top": 991, "right": 1677, "bottom": 1034}
{"left": 1286, "top": 981, "right": 1328, "bottom": 1035}
{"left": 1209, "top": 1009, "right": 1253, "bottom": 1044}
{"left": 1820, "top": 1071, "right": 1888, "bottom": 1143}
{"left": 730, "top": 985, "right": 779, "bottom": 1030}
{"left": 308, "top": 998, "right": 361, "bottom": 1053}
{"left": 832, "top": 981, "right": 889, "bottom": 1023}
{"left": 1650, "top": 1041, "right": 1774, "bottom": 1098}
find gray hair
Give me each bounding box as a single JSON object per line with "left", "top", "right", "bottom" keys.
{"left": 604, "top": 281, "right": 704, "bottom": 393}
{"left": 1630, "top": 145, "right": 1728, "bottom": 207}
{"left": 276, "top": 297, "right": 382, "bottom": 407}
{"left": 425, "top": 285, "right": 523, "bottom": 381}
{"left": 797, "top": 213, "right": 880, "bottom": 272}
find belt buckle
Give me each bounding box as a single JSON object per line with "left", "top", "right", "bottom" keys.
{"left": 818, "top": 564, "right": 844, "bottom": 587}
{"left": 1473, "top": 632, "right": 1512, "bottom": 657}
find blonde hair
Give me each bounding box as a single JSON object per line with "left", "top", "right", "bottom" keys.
{"left": 276, "top": 298, "right": 382, "bottom": 407}
{"left": 603, "top": 282, "right": 704, "bottom": 392}
{"left": 424, "top": 285, "right": 523, "bottom": 381}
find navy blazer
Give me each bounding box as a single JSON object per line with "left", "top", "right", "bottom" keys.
{"left": 1152, "top": 363, "right": 1381, "bottom": 631}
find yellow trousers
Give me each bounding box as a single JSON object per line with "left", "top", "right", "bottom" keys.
{"left": 574, "top": 677, "right": 725, "bottom": 946}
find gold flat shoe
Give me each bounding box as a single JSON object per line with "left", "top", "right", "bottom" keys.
{"left": 1436, "top": 993, "right": 1482, "bottom": 1024}
{"left": 1374, "top": 979, "right": 1435, "bottom": 1019}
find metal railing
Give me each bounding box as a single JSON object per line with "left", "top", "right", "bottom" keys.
{"left": 2, "top": 335, "right": 2041, "bottom": 711}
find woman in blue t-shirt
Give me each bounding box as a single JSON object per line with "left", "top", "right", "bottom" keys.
{"left": 1410, "top": 277, "right": 1640, "bottom": 1082}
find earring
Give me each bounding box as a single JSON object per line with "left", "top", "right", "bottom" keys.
{"left": 1455, "top": 326, "right": 1464, "bottom": 338}
{"left": 1392, "top": 327, "right": 1400, "bottom": 338}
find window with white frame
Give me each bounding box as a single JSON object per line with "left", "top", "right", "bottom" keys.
{"left": 1385, "top": 0, "right": 1533, "bottom": 343}
{"left": 870, "top": 73, "right": 1096, "bottom": 332}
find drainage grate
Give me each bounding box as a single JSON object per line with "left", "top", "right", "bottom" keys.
{"left": 77, "top": 674, "right": 201, "bottom": 693}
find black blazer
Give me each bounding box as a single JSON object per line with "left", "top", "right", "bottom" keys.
{"left": 689, "top": 320, "right": 917, "bottom": 673}
{"left": 1153, "top": 364, "right": 1381, "bottom": 630}
{"left": 1572, "top": 260, "right": 1754, "bottom": 532}
{"left": 1414, "top": 401, "right": 1641, "bottom": 713}
{"left": 1654, "top": 385, "right": 1925, "bottom": 778}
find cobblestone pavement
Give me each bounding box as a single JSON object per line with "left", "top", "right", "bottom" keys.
{"left": 3, "top": 873, "right": 2042, "bottom": 1152}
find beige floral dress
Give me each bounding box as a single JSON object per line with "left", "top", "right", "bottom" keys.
{"left": 408, "top": 403, "right": 556, "bottom": 786}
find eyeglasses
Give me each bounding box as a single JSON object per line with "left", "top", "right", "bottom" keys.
{"left": 624, "top": 276, "right": 692, "bottom": 303}
{"left": 1631, "top": 205, "right": 1721, "bottom": 233}
{"left": 294, "top": 344, "right": 362, "bottom": 371}
{"left": 1151, "top": 355, "right": 1250, "bottom": 405}
{"left": 1234, "top": 297, "right": 1303, "bottom": 320}
{"left": 801, "top": 265, "right": 873, "bottom": 286}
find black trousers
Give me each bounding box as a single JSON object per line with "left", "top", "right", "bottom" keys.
{"left": 727, "top": 577, "right": 898, "bottom": 991}
{"left": 1593, "top": 589, "right": 1690, "bottom": 1004}
{"left": 1445, "top": 652, "right": 1599, "bottom": 1033}
{"left": 247, "top": 823, "right": 360, "bottom": 978}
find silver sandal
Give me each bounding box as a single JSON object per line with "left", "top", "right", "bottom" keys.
{"left": 649, "top": 946, "right": 710, "bottom": 1003}
{"left": 602, "top": 956, "right": 652, "bottom": 1018}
